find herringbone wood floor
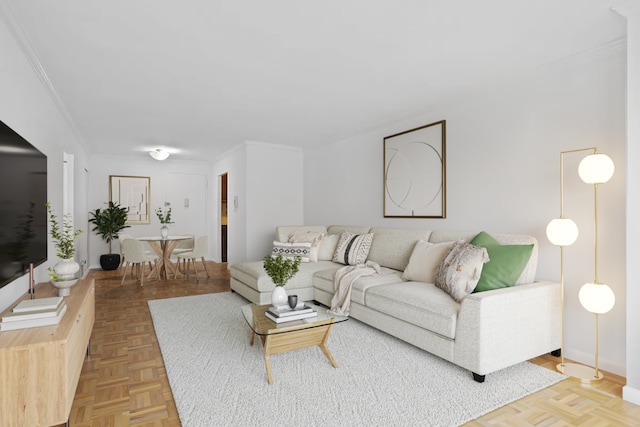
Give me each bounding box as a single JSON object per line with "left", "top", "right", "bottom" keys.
{"left": 56, "top": 263, "right": 640, "bottom": 426}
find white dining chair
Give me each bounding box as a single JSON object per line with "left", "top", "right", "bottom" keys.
{"left": 175, "top": 236, "right": 209, "bottom": 280}
{"left": 172, "top": 233, "right": 195, "bottom": 271}
{"left": 118, "top": 234, "right": 134, "bottom": 272}
{"left": 120, "top": 238, "right": 160, "bottom": 286}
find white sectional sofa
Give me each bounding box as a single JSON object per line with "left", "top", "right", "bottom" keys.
{"left": 230, "top": 225, "right": 561, "bottom": 382}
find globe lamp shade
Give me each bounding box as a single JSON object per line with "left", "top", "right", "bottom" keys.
{"left": 578, "top": 154, "right": 614, "bottom": 184}
{"left": 579, "top": 282, "right": 615, "bottom": 314}
{"left": 546, "top": 218, "right": 579, "bottom": 247}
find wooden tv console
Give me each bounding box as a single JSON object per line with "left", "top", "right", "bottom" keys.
{"left": 0, "top": 277, "right": 95, "bottom": 426}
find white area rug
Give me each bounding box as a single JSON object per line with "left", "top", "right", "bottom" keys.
{"left": 148, "top": 292, "right": 566, "bottom": 427}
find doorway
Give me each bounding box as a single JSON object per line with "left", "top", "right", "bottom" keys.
{"left": 220, "top": 173, "right": 228, "bottom": 262}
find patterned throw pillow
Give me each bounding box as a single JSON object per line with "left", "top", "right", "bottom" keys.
{"left": 434, "top": 240, "right": 489, "bottom": 302}
{"left": 288, "top": 232, "right": 324, "bottom": 262}
{"left": 271, "top": 241, "right": 312, "bottom": 263}
{"left": 332, "top": 232, "right": 374, "bottom": 265}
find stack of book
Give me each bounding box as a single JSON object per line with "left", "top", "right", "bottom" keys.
{"left": 265, "top": 302, "right": 317, "bottom": 323}
{"left": 0, "top": 296, "right": 67, "bottom": 331}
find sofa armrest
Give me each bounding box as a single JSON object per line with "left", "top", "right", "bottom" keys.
{"left": 454, "top": 280, "right": 561, "bottom": 375}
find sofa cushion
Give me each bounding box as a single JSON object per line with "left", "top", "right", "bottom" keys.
{"left": 428, "top": 230, "right": 538, "bottom": 284}
{"left": 275, "top": 225, "right": 328, "bottom": 243}
{"left": 365, "top": 281, "right": 460, "bottom": 339}
{"left": 435, "top": 241, "right": 489, "bottom": 302}
{"left": 333, "top": 232, "right": 374, "bottom": 265}
{"left": 327, "top": 225, "right": 371, "bottom": 235}
{"left": 470, "top": 231, "right": 534, "bottom": 293}
{"left": 314, "top": 267, "right": 404, "bottom": 305}
{"left": 367, "top": 227, "right": 431, "bottom": 271}
{"left": 230, "top": 260, "right": 336, "bottom": 292}
{"left": 402, "top": 240, "right": 454, "bottom": 283}
{"left": 318, "top": 234, "right": 340, "bottom": 260}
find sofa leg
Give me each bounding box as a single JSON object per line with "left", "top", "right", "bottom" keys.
{"left": 472, "top": 372, "right": 485, "bottom": 383}
{"left": 550, "top": 348, "right": 562, "bottom": 357}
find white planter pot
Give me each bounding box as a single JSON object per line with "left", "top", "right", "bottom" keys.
{"left": 54, "top": 259, "right": 80, "bottom": 280}
{"left": 49, "top": 279, "right": 78, "bottom": 297}
{"left": 271, "top": 286, "right": 288, "bottom": 307}
{"left": 161, "top": 226, "right": 169, "bottom": 239}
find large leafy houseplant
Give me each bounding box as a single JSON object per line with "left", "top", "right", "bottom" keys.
{"left": 88, "top": 201, "right": 130, "bottom": 270}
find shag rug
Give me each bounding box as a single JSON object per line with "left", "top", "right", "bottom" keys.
{"left": 148, "top": 292, "right": 565, "bottom": 427}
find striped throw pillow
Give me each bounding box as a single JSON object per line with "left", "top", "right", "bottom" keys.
{"left": 332, "top": 232, "right": 374, "bottom": 265}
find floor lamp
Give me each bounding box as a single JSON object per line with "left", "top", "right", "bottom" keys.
{"left": 546, "top": 148, "right": 615, "bottom": 382}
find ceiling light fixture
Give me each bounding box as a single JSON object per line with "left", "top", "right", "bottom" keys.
{"left": 149, "top": 149, "right": 170, "bottom": 161}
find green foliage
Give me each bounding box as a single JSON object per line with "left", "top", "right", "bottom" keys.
{"left": 47, "top": 266, "right": 63, "bottom": 281}
{"left": 155, "top": 207, "right": 174, "bottom": 224}
{"left": 263, "top": 254, "right": 301, "bottom": 287}
{"left": 46, "top": 202, "right": 83, "bottom": 259}
{"left": 88, "top": 201, "right": 131, "bottom": 254}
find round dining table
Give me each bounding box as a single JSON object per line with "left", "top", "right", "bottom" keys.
{"left": 137, "top": 235, "right": 191, "bottom": 280}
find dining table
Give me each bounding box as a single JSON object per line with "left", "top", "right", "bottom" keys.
{"left": 137, "top": 235, "right": 191, "bottom": 280}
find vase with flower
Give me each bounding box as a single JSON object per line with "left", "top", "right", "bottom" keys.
{"left": 155, "top": 207, "right": 174, "bottom": 238}
{"left": 46, "top": 203, "right": 83, "bottom": 296}
{"left": 263, "top": 254, "right": 301, "bottom": 306}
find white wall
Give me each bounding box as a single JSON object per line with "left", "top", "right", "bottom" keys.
{"left": 86, "top": 153, "right": 212, "bottom": 268}
{"left": 213, "top": 141, "right": 304, "bottom": 265}
{"left": 620, "top": 3, "right": 640, "bottom": 406}
{"left": 304, "top": 45, "right": 627, "bottom": 375}
{"left": 0, "top": 15, "right": 89, "bottom": 312}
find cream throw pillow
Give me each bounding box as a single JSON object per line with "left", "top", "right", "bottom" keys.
{"left": 402, "top": 240, "right": 455, "bottom": 283}
{"left": 435, "top": 241, "right": 489, "bottom": 302}
{"left": 288, "top": 231, "right": 324, "bottom": 262}
{"left": 318, "top": 234, "right": 340, "bottom": 261}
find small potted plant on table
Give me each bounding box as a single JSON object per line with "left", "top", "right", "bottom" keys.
{"left": 89, "top": 201, "right": 130, "bottom": 270}
{"left": 46, "top": 202, "right": 83, "bottom": 296}
{"left": 263, "top": 254, "right": 301, "bottom": 306}
{"left": 155, "top": 207, "right": 173, "bottom": 238}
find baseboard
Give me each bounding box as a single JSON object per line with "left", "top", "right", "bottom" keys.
{"left": 623, "top": 385, "right": 640, "bottom": 405}
{"left": 564, "top": 348, "right": 626, "bottom": 377}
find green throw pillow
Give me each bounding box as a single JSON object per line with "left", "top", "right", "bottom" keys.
{"left": 470, "top": 231, "right": 533, "bottom": 293}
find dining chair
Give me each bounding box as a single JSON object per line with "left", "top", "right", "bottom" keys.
{"left": 172, "top": 233, "right": 195, "bottom": 271}
{"left": 174, "top": 236, "right": 209, "bottom": 280}
{"left": 117, "top": 234, "right": 134, "bottom": 272}
{"left": 120, "top": 238, "right": 160, "bottom": 286}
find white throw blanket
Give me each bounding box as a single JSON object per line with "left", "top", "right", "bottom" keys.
{"left": 330, "top": 261, "right": 382, "bottom": 316}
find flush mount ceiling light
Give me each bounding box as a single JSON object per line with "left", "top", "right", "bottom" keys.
{"left": 149, "top": 149, "right": 170, "bottom": 161}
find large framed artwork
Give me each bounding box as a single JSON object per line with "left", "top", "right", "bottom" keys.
{"left": 109, "top": 175, "right": 150, "bottom": 224}
{"left": 384, "top": 120, "right": 446, "bottom": 218}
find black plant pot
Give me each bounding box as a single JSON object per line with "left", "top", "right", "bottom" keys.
{"left": 100, "top": 254, "right": 121, "bottom": 271}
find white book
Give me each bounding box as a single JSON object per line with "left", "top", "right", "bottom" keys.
{"left": 2, "top": 301, "right": 66, "bottom": 322}
{"left": 0, "top": 303, "right": 67, "bottom": 331}
{"left": 12, "top": 296, "right": 63, "bottom": 313}
{"left": 265, "top": 310, "right": 318, "bottom": 324}
{"left": 268, "top": 305, "right": 315, "bottom": 317}
{"left": 272, "top": 301, "right": 305, "bottom": 311}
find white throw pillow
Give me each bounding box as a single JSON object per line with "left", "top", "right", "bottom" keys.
{"left": 332, "top": 232, "right": 374, "bottom": 265}
{"left": 402, "top": 240, "right": 454, "bottom": 283}
{"left": 288, "top": 231, "right": 324, "bottom": 262}
{"left": 318, "top": 234, "right": 340, "bottom": 260}
{"left": 434, "top": 241, "right": 489, "bottom": 302}
{"left": 271, "top": 241, "right": 312, "bottom": 263}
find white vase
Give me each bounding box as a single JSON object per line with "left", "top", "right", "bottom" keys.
{"left": 271, "top": 286, "right": 288, "bottom": 307}
{"left": 49, "top": 279, "right": 78, "bottom": 297}
{"left": 54, "top": 259, "right": 80, "bottom": 280}
{"left": 161, "top": 225, "right": 169, "bottom": 239}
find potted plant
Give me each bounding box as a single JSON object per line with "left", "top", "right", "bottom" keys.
{"left": 263, "top": 254, "right": 301, "bottom": 306}
{"left": 88, "top": 201, "right": 130, "bottom": 270}
{"left": 46, "top": 202, "right": 83, "bottom": 296}
{"left": 155, "top": 207, "right": 173, "bottom": 238}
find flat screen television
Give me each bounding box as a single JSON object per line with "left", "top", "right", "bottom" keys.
{"left": 0, "top": 120, "right": 47, "bottom": 290}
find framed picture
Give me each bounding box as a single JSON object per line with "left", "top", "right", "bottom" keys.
{"left": 109, "top": 175, "right": 151, "bottom": 224}
{"left": 384, "top": 120, "right": 446, "bottom": 218}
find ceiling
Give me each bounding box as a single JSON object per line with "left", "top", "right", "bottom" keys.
{"left": 0, "top": 0, "right": 627, "bottom": 161}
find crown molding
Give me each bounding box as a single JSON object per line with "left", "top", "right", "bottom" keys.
{"left": 0, "top": 0, "right": 85, "bottom": 144}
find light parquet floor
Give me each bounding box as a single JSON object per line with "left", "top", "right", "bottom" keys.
{"left": 58, "top": 263, "right": 640, "bottom": 426}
